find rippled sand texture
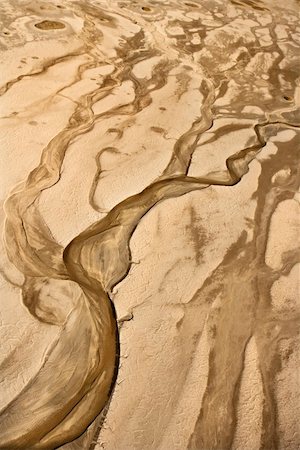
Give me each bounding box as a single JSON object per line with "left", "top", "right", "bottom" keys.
{"left": 0, "top": 0, "right": 299, "bottom": 448}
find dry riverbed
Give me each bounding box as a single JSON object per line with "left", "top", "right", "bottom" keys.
{"left": 0, "top": 0, "right": 299, "bottom": 449}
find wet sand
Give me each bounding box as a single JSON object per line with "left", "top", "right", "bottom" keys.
{"left": 0, "top": 0, "right": 299, "bottom": 449}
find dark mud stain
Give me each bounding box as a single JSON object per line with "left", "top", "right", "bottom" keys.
{"left": 151, "top": 126, "right": 165, "bottom": 133}
{"left": 230, "top": 0, "right": 269, "bottom": 11}
{"left": 35, "top": 20, "right": 66, "bottom": 30}
{"left": 186, "top": 205, "right": 208, "bottom": 265}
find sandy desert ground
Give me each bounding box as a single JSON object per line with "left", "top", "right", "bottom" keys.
{"left": 0, "top": 0, "right": 299, "bottom": 449}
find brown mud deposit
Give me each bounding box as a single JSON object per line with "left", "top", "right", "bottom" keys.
{"left": 0, "top": 0, "right": 299, "bottom": 449}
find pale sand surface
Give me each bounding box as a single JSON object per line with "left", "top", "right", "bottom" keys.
{"left": 0, "top": 0, "right": 299, "bottom": 449}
